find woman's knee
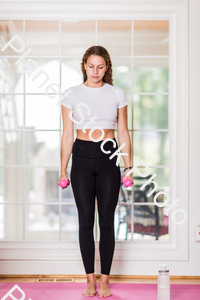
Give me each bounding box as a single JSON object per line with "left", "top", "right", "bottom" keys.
{"left": 98, "top": 213, "right": 115, "bottom": 230}
{"left": 79, "top": 212, "right": 95, "bottom": 230}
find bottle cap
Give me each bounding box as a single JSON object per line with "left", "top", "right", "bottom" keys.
{"left": 158, "top": 263, "right": 169, "bottom": 273}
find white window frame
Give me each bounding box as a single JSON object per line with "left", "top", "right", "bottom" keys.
{"left": 0, "top": 0, "right": 188, "bottom": 275}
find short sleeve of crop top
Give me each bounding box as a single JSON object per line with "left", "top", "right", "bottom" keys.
{"left": 118, "top": 89, "right": 128, "bottom": 108}
{"left": 60, "top": 88, "right": 73, "bottom": 109}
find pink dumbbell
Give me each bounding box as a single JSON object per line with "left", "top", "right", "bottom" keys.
{"left": 58, "top": 178, "right": 70, "bottom": 188}
{"left": 122, "top": 176, "right": 132, "bottom": 187}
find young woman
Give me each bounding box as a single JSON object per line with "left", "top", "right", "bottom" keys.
{"left": 58, "top": 46, "right": 134, "bottom": 297}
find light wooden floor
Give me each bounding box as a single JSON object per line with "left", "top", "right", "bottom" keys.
{"left": 0, "top": 276, "right": 200, "bottom": 285}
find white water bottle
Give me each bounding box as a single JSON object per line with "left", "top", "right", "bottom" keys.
{"left": 157, "top": 264, "right": 170, "bottom": 300}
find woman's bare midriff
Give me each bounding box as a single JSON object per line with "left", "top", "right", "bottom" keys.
{"left": 76, "top": 128, "right": 115, "bottom": 141}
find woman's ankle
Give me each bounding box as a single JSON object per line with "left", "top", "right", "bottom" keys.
{"left": 87, "top": 273, "right": 96, "bottom": 284}
{"left": 100, "top": 274, "right": 109, "bottom": 284}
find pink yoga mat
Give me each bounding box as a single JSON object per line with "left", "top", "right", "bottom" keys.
{"left": 0, "top": 282, "right": 199, "bottom": 300}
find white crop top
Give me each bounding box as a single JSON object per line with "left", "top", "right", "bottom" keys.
{"left": 60, "top": 82, "right": 128, "bottom": 130}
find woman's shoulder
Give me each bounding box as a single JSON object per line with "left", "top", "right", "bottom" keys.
{"left": 60, "top": 84, "right": 82, "bottom": 108}
{"left": 106, "top": 84, "right": 128, "bottom": 108}
{"left": 106, "top": 83, "right": 126, "bottom": 97}
{"left": 62, "top": 83, "right": 82, "bottom": 94}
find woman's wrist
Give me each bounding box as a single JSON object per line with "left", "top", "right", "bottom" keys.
{"left": 124, "top": 166, "right": 132, "bottom": 172}
{"left": 60, "top": 171, "right": 66, "bottom": 176}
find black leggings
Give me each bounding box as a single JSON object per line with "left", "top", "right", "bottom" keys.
{"left": 70, "top": 137, "right": 121, "bottom": 275}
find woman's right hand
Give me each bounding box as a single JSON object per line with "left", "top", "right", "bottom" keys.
{"left": 58, "top": 174, "right": 70, "bottom": 189}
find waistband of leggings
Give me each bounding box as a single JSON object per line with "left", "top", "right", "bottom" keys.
{"left": 72, "top": 137, "right": 119, "bottom": 158}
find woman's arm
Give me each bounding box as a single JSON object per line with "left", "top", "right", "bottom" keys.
{"left": 60, "top": 106, "right": 74, "bottom": 176}
{"left": 117, "top": 106, "right": 134, "bottom": 183}
{"left": 117, "top": 106, "right": 132, "bottom": 167}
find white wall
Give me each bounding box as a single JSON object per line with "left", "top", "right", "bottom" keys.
{"left": 189, "top": 0, "right": 200, "bottom": 262}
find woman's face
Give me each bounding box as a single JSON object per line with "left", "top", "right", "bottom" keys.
{"left": 84, "top": 55, "right": 108, "bottom": 83}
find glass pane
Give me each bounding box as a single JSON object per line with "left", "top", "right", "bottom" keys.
{"left": 0, "top": 58, "right": 24, "bottom": 93}
{"left": 25, "top": 58, "right": 60, "bottom": 94}
{"left": 98, "top": 20, "right": 132, "bottom": 56}
{"left": 25, "top": 20, "right": 59, "bottom": 56}
{"left": 25, "top": 95, "right": 59, "bottom": 130}
{"left": 134, "top": 20, "right": 169, "bottom": 56}
{"left": 61, "top": 58, "right": 83, "bottom": 93}
{"left": 133, "top": 205, "right": 169, "bottom": 241}
{"left": 115, "top": 204, "right": 132, "bottom": 241}
{"left": 134, "top": 131, "right": 169, "bottom": 166}
{"left": 0, "top": 95, "right": 24, "bottom": 130}
{"left": 0, "top": 204, "right": 23, "bottom": 240}
{"left": 133, "top": 171, "right": 169, "bottom": 206}
{"left": 62, "top": 20, "right": 96, "bottom": 56}
{"left": 0, "top": 167, "right": 23, "bottom": 203}
{"left": 24, "top": 168, "right": 59, "bottom": 203}
{"left": 0, "top": 131, "right": 23, "bottom": 166}
{"left": 134, "top": 167, "right": 169, "bottom": 192}
{"left": 112, "top": 57, "right": 132, "bottom": 93}
{"left": 134, "top": 57, "right": 169, "bottom": 93}
{"left": 0, "top": 21, "right": 23, "bottom": 56}
{"left": 134, "top": 94, "right": 168, "bottom": 129}
{"left": 61, "top": 204, "right": 79, "bottom": 241}
{"left": 25, "top": 131, "right": 60, "bottom": 167}
{"left": 25, "top": 204, "right": 59, "bottom": 240}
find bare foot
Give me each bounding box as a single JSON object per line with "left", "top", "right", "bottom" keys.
{"left": 82, "top": 276, "right": 97, "bottom": 297}
{"left": 98, "top": 278, "right": 112, "bottom": 297}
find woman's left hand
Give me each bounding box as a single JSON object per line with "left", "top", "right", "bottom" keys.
{"left": 124, "top": 169, "right": 134, "bottom": 185}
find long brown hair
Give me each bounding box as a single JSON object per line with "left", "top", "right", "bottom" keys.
{"left": 80, "top": 46, "right": 113, "bottom": 85}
